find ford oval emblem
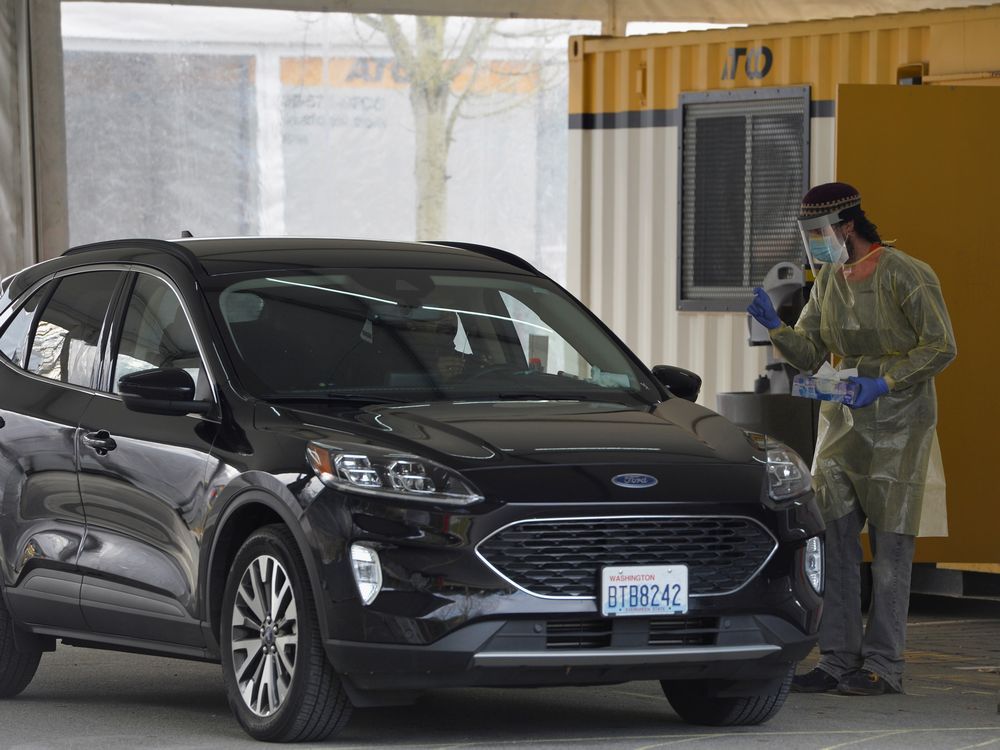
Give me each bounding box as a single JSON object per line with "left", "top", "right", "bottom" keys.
{"left": 611, "top": 473, "right": 658, "bottom": 489}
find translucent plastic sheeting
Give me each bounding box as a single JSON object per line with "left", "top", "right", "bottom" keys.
{"left": 59, "top": 0, "right": 1000, "bottom": 25}
{"left": 61, "top": 4, "right": 600, "bottom": 285}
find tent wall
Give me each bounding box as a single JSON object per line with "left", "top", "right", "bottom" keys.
{"left": 57, "top": 0, "right": 1000, "bottom": 26}
{"left": 28, "top": 0, "right": 67, "bottom": 263}
{"left": 0, "top": 0, "right": 66, "bottom": 277}
{"left": 2, "top": 0, "right": 998, "bottom": 277}
{"left": 0, "top": 0, "right": 25, "bottom": 277}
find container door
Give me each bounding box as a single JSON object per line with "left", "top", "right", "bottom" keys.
{"left": 837, "top": 83, "right": 1000, "bottom": 564}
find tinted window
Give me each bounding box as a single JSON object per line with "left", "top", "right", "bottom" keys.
{"left": 112, "top": 274, "right": 207, "bottom": 396}
{"left": 212, "top": 269, "right": 658, "bottom": 405}
{"left": 0, "top": 284, "right": 53, "bottom": 368}
{"left": 26, "top": 271, "right": 121, "bottom": 387}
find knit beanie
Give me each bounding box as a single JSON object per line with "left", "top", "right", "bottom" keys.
{"left": 799, "top": 182, "right": 861, "bottom": 220}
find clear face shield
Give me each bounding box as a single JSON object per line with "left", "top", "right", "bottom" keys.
{"left": 798, "top": 213, "right": 850, "bottom": 275}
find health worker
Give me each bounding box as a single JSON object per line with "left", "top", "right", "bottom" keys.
{"left": 747, "top": 182, "right": 956, "bottom": 696}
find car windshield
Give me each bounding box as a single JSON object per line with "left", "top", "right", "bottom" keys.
{"left": 209, "top": 268, "right": 660, "bottom": 405}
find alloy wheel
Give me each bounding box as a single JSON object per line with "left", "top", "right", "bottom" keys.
{"left": 229, "top": 554, "right": 298, "bottom": 717}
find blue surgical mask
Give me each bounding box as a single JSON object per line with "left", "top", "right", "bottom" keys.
{"left": 809, "top": 237, "right": 846, "bottom": 264}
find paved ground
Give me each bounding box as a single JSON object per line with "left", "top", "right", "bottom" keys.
{"left": 1, "top": 595, "right": 998, "bottom": 749}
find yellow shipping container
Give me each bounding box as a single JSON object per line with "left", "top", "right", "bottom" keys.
{"left": 567, "top": 5, "right": 1000, "bottom": 574}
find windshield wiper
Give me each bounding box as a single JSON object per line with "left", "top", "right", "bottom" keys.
{"left": 494, "top": 393, "right": 591, "bottom": 401}
{"left": 263, "top": 393, "right": 408, "bottom": 405}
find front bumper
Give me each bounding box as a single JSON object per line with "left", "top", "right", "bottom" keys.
{"left": 304, "top": 492, "right": 824, "bottom": 699}
{"left": 325, "top": 612, "right": 815, "bottom": 700}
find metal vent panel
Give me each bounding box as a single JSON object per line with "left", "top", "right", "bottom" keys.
{"left": 648, "top": 616, "right": 719, "bottom": 646}
{"left": 542, "top": 617, "right": 720, "bottom": 649}
{"left": 678, "top": 87, "right": 810, "bottom": 311}
{"left": 545, "top": 619, "right": 613, "bottom": 649}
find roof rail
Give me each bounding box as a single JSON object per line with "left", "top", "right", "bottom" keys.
{"left": 424, "top": 241, "right": 540, "bottom": 275}
{"left": 61, "top": 238, "right": 207, "bottom": 279}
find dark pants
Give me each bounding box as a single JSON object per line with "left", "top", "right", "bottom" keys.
{"left": 816, "top": 506, "right": 916, "bottom": 692}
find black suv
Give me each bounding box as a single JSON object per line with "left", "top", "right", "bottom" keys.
{"left": 0, "top": 238, "right": 823, "bottom": 742}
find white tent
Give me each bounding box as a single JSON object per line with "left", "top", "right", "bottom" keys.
{"left": 93, "top": 0, "right": 1000, "bottom": 26}
{"left": 2, "top": 0, "right": 997, "bottom": 273}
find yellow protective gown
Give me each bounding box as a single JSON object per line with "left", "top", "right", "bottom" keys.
{"left": 769, "top": 246, "right": 956, "bottom": 535}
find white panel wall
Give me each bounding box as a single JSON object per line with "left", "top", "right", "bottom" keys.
{"left": 810, "top": 117, "right": 836, "bottom": 186}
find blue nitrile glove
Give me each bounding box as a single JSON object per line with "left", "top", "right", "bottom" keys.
{"left": 747, "top": 287, "right": 782, "bottom": 330}
{"left": 848, "top": 376, "right": 889, "bottom": 408}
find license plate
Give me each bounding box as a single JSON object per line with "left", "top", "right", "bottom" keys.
{"left": 600, "top": 565, "right": 688, "bottom": 617}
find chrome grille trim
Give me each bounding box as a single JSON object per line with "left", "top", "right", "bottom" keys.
{"left": 474, "top": 514, "right": 779, "bottom": 601}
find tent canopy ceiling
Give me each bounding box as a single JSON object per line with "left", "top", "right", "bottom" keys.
{"left": 76, "top": 0, "right": 999, "bottom": 24}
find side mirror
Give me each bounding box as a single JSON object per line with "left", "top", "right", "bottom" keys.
{"left": 651, "top": 365, "right": 702, "bottom": 402}
{"left": 118, "top": 368, "right": 212, "bottom": 416}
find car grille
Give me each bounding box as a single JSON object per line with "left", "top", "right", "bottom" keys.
{"left": 648, "top": 616, "right": 718, "bottom": 646}
{"left": 544, "top": 617, "right": 719, "bottom": 649}
{"left": 477, "top": 516, "right": 777, "bottom": 598}
{"left": 546, "top": 619, "right": 613, "bottom": 649}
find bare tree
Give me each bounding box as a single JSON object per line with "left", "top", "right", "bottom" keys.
{"left": 355, "top": 15, "right": 555, "bottom": 239}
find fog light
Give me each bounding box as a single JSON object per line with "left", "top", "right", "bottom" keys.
{"left": 350, "top": 543, "right": 383, "bottom": 605}
{"left": 804, "top": 536, "right": 823, "bottom": 594}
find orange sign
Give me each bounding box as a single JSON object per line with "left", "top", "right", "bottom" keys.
{"left": 281, "top": 57, "right": 539, "bottom": 94}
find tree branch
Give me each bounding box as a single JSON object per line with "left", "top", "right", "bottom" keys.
{"left": 358, "top": 14, "right": 415, "bottom": 72}
{"left": 354, "top": 13, "right": 384, "bottom": 34}
{"left": 445, "top": 53, "right": 490, "bottom": 143}
{"left": 443, "top": 18, "right": 496, "bottom": 82}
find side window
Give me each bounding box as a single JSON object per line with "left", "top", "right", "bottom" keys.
{"left": 0, "top": 284, "right": 53, "bottom": 368}
{"left": 26, "top": 271, "right": 122, "bottom": 387}
{"left": 113, "top": 274, "right": 207, "bottom": 396}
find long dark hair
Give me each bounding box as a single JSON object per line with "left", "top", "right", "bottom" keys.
{"left": 840, "top": 206, "right": 882, "bottom": 244}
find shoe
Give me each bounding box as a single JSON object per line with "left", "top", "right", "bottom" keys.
{"left": 791, "top": 668, "right": 839, "bottom": 693}
{"left": 837, "top": 668, "right": 898, "bottom": 696}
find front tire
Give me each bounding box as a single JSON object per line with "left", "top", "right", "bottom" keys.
{"left": 662, "top": 664, "right": 794, "bottom": 726}
{"left": 0, "top": 588, "right": 42, "bottom": 698}
{"left": 220, "top": 524, "right": 352, "bottom": 742}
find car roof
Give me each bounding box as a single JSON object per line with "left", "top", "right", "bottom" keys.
{"left": 178, "top": 237, "right": 538, "bottom": 277}
{"left": 8, "top": 237, "right": 540, "bottom": 299}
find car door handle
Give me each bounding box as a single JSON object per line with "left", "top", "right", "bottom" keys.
{"left": 82, "top": 430, "right": 117, "bottom": 456}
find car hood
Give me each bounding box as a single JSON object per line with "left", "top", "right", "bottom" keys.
{"left": 257, "top": 398, "right": 766, "bottom": 503}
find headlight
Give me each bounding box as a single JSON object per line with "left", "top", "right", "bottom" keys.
{"left": 306, "top": 440, "right": 484, "bottom": 506}
{"left": 746, "top": 432, "right": 813, "bottom": 501}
